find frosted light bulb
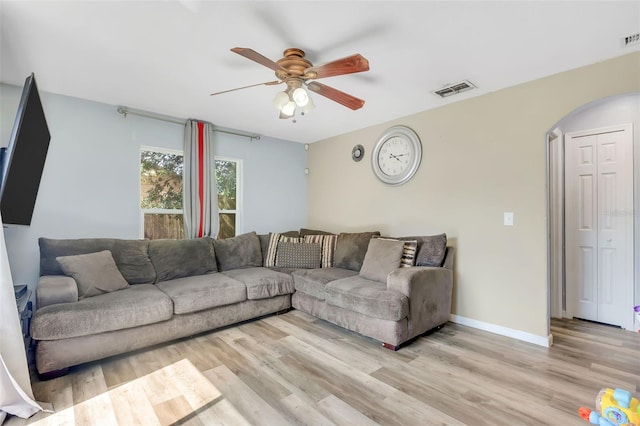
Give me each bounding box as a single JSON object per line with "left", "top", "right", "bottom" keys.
{"left": 281, "top": 101, "right": 296, "bottom": 116}
{"left": 292, "top": 87, "right": 309, "bottom": 107}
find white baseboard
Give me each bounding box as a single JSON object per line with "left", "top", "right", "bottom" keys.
{"left": 449, "top": 314, "right": 552, "bottom": 347}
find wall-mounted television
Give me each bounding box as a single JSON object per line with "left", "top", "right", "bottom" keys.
{"left": 0, "top": 73, "right": 51, "bottom": 226}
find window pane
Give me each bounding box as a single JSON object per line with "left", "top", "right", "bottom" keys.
{"left": 216, "top": 160, "right": 236, "bottom": 210}
{"left": 218, "top": 213, "right": 236, "bottom": 239}
{"left": 141, "top": 151, "right": 183, "bottom": 209}
{"left": 144, "top": 213, "right": 184, "bottom": 240}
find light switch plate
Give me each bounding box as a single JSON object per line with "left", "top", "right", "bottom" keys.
{"left": 504, "top": 212, "right": 514, "bottom": 226}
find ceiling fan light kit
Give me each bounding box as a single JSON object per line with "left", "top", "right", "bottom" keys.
{"left": 212, "top": 47, "right": 370, "bottom": 120}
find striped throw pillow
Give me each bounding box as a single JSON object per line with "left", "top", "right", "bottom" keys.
{"left": 303, "top": 234, "right": 337, "bottom": 268}
{"left": 264, "top": 233, "right": 302, "bottom": 267}
{"left": 400, "top": 240, "right": 418, "bottom": 267}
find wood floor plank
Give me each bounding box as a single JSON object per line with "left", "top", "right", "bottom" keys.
{"left": 314, "top": 395, "right": 380, "bottom": 426}
{"left": 279, "top": 393, "right": 337, "bottom": 426}
{"left": 204, "top": 364, "right": 290, "bottom": 426}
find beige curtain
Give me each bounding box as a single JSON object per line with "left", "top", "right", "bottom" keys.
{"left": 0, "top": 212, "right": 44, "bottom": 421}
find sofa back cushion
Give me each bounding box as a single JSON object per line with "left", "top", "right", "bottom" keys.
{"left": 299, "top": 228, "right": 333, "bottom": 237}
{"left": 213, "top": 231, "right": 263, "bottom": 271}
{"left": 39, "top": 238, "right": 156, "bottom": 284}
{"left": 333, "top": 231, "right": 381, "bottom": 271}
{"left": 149, "top": 238, "right": 217, "bottom": 282}
{"left": 400, "top": 234, "right": 448, "bottom": 267}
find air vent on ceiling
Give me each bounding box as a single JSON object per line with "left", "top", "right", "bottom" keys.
{"left": 432, "top": 80, "right": 476, "bottom": 98}
{"left": 623, "top": 32, "right": 640, "bottom": 47}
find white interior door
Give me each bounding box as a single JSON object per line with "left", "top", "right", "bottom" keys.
{"left": 565, "top": 124, "right": 634, "bottom": 329}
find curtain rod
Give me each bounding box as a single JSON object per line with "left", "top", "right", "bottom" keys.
{"left": 116, "top": 106, "right": 261, "bottom": 141}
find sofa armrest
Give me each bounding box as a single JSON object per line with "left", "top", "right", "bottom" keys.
{"left": 37, "top": 275, "right": 79, "bottom": 309}
{"left": 442, "top": 246, "right": 455, "bottom": 270}
{"left": 387, "top": 267, "right": 453, "bottom": 339}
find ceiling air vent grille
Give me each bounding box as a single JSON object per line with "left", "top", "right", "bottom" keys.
{"left": 623, "top": 33, "right": 640, "bottom": 47}
{"left": 432, "top": 80, "right": 476, "bottom": 98}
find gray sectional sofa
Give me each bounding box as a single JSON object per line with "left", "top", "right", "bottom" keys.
{"left": 31, "top": 229, "right": 454, "bottom": 377}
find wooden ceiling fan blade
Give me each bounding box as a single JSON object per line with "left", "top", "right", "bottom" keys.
{"left": 307, "top": 82, "right": 365, "bottom": 110}
{"left": 210, "top": 80, "right": 281, "bottom": 96}
{"left": 231, "top": 47, "right": 286, "bottom": 72}
{"left": 304, "top": 54, "right": 369, "bottom": 79}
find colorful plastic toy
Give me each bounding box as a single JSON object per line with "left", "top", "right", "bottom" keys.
{"left": 579, "top": 388, "right": 640, "bottom": 426}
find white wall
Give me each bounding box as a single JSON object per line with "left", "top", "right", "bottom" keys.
{"left": 552, "top": 93, "right": 640, "bottom": 308}
{"left": 0, "top": 83, "right": 307, "bottom": 290}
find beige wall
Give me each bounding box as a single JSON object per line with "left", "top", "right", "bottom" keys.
{"left": 307, "top": 52, "right": 640, "bottom": 339}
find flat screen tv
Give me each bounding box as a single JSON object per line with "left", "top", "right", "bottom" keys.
{"left": 0, "top": 73, "right": 51, "bottom": 225}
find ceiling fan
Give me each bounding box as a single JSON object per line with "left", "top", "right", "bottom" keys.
{"left": 211, "top": 47, "right": 370, "bottom": 119}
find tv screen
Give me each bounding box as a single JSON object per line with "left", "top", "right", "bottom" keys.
{"left": 0, "top": 73, "right": 51, "bottom": 225}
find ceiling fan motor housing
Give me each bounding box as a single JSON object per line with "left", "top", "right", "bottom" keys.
{"left": 276, "top": 48, "right": 314, "bottom": 80}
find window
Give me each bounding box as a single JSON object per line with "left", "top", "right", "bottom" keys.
{"left": 140, "top": 148, "right": 239, "bottom": 239}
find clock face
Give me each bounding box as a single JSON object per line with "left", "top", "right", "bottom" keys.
{"left": 377, "top": 136, "right": 412, "bottom": 176}
{"left": 372, "top": 126, "right": 422, "bottom": 185}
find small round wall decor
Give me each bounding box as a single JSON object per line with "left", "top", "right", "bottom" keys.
{"left": 351, "top": 144, "right": 365, "bottom": 162}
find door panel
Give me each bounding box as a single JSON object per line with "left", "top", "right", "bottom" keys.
{"left": 567, "top": 135, "right": 598, "bottom": 321}
{"left": 565, "top": 124, "right": 633, "bottom": 329}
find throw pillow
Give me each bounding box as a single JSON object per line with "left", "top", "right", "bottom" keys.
{"left": 275, "top": 242, "right": 321, "bottom": 269}
{"left": 333, "top": 231, "right": 381, "bottom": 271}
{"left": 359, "top": 238, "right": 404, "bottom": 283}
{"left": 303, "top": 234, "right": 338, "bottom": 268}
{"left": 264, "top": 232, "right": 302, "bottom": 267}
{"left": 149, "top": 238, "right": 217, "bottom": 282}
{"left": 56, "top": 250, "right": 130, "bottom": 299}
{"left": 213, "top": 231, "right": 263, "bottom": 271}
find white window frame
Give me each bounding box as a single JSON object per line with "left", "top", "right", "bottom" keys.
{"left": 215, "top": 156, "right": 243, "bottom": 237}
{"left": 139, "top": 147, "right": 242, "bottom": 238}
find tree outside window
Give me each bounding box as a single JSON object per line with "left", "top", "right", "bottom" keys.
{"left": 140, "top": 148, "right": 239, "bottom": 239}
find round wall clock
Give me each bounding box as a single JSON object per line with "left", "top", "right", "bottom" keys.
{"left": 371, "top": 125, "right": 422, "bottom": 185}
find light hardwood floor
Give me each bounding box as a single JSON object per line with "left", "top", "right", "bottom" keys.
{"left": 7, "top": 311, "right": 640, "bottom": 425}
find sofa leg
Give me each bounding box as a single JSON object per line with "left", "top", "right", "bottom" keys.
{"left": 382, "top": 342, "right": 398, "bottom": 351}
{"left": 39, "top": 367, "right": 69, "bottom": 381}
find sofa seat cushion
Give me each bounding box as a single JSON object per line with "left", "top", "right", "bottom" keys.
{"left": 156, "top": 273, "right": 247, "bottom": 314}
{"left": 292, "top": 267, "right": 358, "bottom": 300}
{"left": 325, "top": 276, "right": 409, "bottom": 321}
{"left": 221, "top": 267, "right": 294, "bottom": 300}
{"left": 31, "top": 284, "right": 173, "bottom": 340}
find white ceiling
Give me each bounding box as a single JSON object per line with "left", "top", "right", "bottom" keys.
{"left": 1, "top": 1, "right": 639, "bottom": 143}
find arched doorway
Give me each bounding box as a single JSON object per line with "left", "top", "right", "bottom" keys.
{"left": 546, "top": 92, "right": 640, "bottom": 333}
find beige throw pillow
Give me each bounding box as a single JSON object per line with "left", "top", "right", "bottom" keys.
{"left": 57, "top": 250, "right": 129, "bottom": 299}
{"left": 359, "top": 238, "right": 404, "bottom": 283}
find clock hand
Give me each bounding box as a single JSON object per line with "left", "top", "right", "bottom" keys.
{"left": 389, "top": 153, "right": 403, "bottom": 162}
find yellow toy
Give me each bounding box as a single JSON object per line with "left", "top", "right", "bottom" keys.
{"left": 579, "top": 388, "right": 640, "bottom": 426}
